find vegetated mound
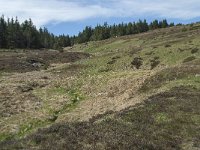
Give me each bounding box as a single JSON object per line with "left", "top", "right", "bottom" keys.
{"left": 140, "top": 62, "right": 200, "bottom": 92}
{"left": 0, "top": 50, "right": 90, "bottom": 73}
{"left": 1, "top": 86, "right": 199, "bottom": 150}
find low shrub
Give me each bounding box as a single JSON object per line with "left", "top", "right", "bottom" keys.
{"left": 131, "top": 57, "right": 143, "bottom": 69}
{"left": 164, "top": 44, "right": 171, "bottom": 48}
{"left": 107, "top": 59, "right": 116, "bottom": 65}
{"left": 191, "top": 48, "right": 199, "bottom": 54}
{"left": 150, "top": 57, "right": 160, "bottom": 69}
{"left": 183, "top": 56, "right": 196, "bottom": 63}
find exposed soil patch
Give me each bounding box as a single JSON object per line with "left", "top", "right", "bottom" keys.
{"left": 0, "top": 50, "right": 89, "bottom": 73}
{"left": 0, "top": 88, "right": 42, "bottom": 117}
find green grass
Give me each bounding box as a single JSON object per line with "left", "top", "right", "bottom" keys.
{"left": 48, "top": 87, "right": 68, "bottom": 95}
{"left": 17, "top": 119, "right": 49, "bottom": 137}
{"left": 77, "top": 27, "right": 200, "bottom": 73}
{"left": 154, "top": 112, "right": 172, "bottom": 123}
{"left": 54, "top": 88, "right": 86, "bottom": 115}
{"left": 0, "top": 87, "right": 86, "bottom": 142}
{"left": 0, "top": 133, "right": 14, "bottom": 142}
{"left": 0, "top": 118, "right": 51, "bottom": 142}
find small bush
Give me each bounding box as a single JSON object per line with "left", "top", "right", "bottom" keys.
{"left": 153, "top": 56, "right": 159, "bottom": 60}
{"left": 107, "top": 59, "right": 116, "bottom": 65}
{"left": 152, "top": 46, "right": 157, "bottom": 49}
{"left": 178, "top": 48, "right": 184, "bottom": 52}
{"left": 191, "top": 48, "right": 199, "bottom": 54}
{"left": 183, "top": 56, "right": 196, "bottom": 63}
{"left": 150, "top": 57, "right": 160, "bottom": 69}
{"left": 131, "top": 57, "right": 143, "bottom": 69}
{"left": 165, "top": 44, "right": 171, "bottom": 48}
{"left": 68, "top": 89, "right": 84, "bottom": 104}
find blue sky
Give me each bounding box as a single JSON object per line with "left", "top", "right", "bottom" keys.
{"left": 0, "top": 0, "right": 200, "bottom": 36}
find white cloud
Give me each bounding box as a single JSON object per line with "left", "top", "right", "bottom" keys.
{"left": 0, "top": 0, "right": 200, "bottom": 27}
{"left": 0, "top": 0, "right": 112, "bottom": 26}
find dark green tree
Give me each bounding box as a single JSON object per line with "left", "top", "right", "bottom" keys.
{"left": 0, "top": 15, "right": 7, "bottom": 48}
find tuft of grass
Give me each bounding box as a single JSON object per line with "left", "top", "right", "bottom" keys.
{"left": 18, "top": 119, "right": 49, "bottom": 137}
{"left": 52, "top": 88, "right": 85, "bottom": 115}
{"left": 48, "top": 87, "right": 68, "bottom": 95}
{"left": 131, "top": 57, "right": 143, "bottom": 69}
{"left": 150, "top": 56, "right": 160, "bottom": 69}
{"left": 183, "top": 56, "right": 196, "bottom": 63}
{"left": 68, "top": 88, "right": 84, "bottom": 104}
{"left": 164, "top": 44, "right": 171, "bottom": 48}
{"left": 0, "top": 133, "right": 14, "bottom": 142}
{"left": 0, "top": 119, "right": 50, "bottom": 142}
{"left": 154, "top": 113, "right": 171, "bottom": 123}
{"left": 191, "top": 48, "right": 199, "bottom": 54}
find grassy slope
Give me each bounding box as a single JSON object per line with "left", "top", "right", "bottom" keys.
{"left": 0, "top": 24, "right": 200, "bottom": 149}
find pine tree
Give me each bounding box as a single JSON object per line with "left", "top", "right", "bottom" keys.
{"left": 7, "top": 18, "right": 16, "bottom": 49}
{"left": 126, "top": 22, "right": 133, "bottom": 35}
{"left": 161, "top": 19, "right": 169, "bottom": 28}
{"left": 110, "top": 24, "right": 117, "bottom": 37}
{"left": 0, "top": 15, "right": 8, "bottom": 48}
{"left": 150, "top": 20, "right": 159, "bottom": 30}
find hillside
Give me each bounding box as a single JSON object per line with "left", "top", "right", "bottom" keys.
{"left": 0, "top": 23, "right": 200, "bottom": 149}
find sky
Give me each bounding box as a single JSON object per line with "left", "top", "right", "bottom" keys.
{"left": 0, "top": 0, "right": 200, "bottom": 36}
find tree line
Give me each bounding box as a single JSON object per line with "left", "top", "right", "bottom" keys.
{"left": 74, "top": 19, "right": 175, "bottom": 44}
{"left": 0, "top": 16, "right": 71, "bottom": 49}
{"left": 0, "top": 15, "right": 175, "bottom": 50}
